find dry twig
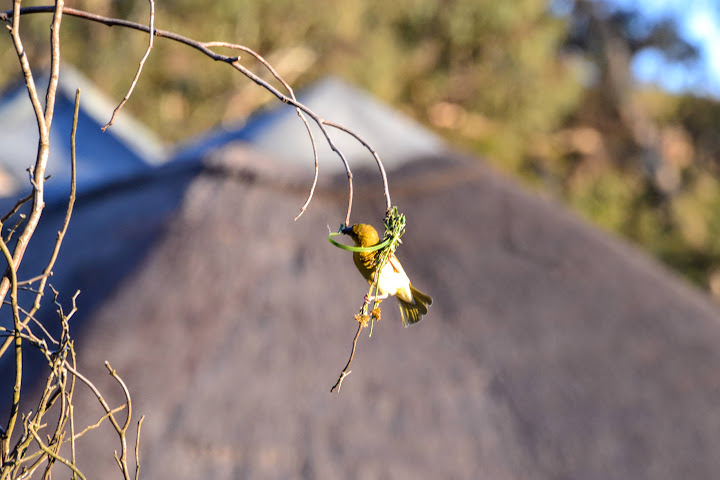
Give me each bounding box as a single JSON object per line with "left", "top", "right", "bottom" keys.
{"left": 0, "top": 69, "right": 141, "bottom": 479}
{"left": 0, "top": 0, "right": 63, "bottom": 319}
{"left": 0, "top": 4, "right": 393, "bottom": 227}
{"left": 330, "top": 320, "right": 364, "bottom": 393}
{"left": 102, "top": 0, "right": 154, "bottom": 131}
{"left": 0, "top": 2, "right": 397, "bottom": 475}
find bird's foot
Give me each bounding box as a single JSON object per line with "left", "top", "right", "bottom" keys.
{"left": 364, "top": 292, "right": 388, "bottom": 304}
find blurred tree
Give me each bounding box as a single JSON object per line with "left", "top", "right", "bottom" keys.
{"left": 0, "top": 0, "right": 583, "bottom": 150}
{"left": 547, "top": 0, "right": 720, "bottom": 293}
{"left": 3, "top": 0, "right": 720, "bottom": 294}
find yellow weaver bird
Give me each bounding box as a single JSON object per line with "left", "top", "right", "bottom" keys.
{"left": 342, "top": 223, "right": 432, "bottom": 326}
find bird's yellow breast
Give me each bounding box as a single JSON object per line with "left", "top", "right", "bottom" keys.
{"left": 352, "top": 250, "right": 377, "bottom": 283}
{"left": 354, "top": 251, "right": 412, "bottom": 301}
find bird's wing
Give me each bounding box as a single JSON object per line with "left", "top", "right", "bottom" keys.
{"left": 379, "top": 255, "right": 413, "bottom": 302}
{"left": 388, "top": 254, "right": 408, "bottom": 276}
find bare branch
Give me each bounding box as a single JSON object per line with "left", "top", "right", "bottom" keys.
{"left": 102, "top": 0, "right": 155, "bottom": 131}
{"left": 28, "top": 424, "right": 87, "bottom": 480}
{"left": 70, "top": 405, "right": 127, "bottom": 441}
{"left": 324, "top": 120, "right": 392, "bottom": 212}
{"left": 6, "top": 3, "right": 48, "bottom": 139}
{"left": 201, "top": 42, "right": 324, "bottom": 222}
{"left": 134, "top": 416, "right": 145, "bottom": 480}
{"left": 17, "top": 271, "right": 52, "bottom": 286}
{"left": 105, "top": 361, "right": 133, "bottom": 480}
{"left": 0, "top": 0, "right": 64, "bottom": 320}
{"left": 14, "top": 302, "right": 58, "bottom": 344}
{"left": 0, "top": 234, "right": 21, "bottom": 463}
{"left": 63, "top": 364, "right": 122, "bottom": 432}
{"left": 70, "top": 402, "right": 77, "bottom": 475}
{"left": 294, "top": 116, "right": 320, "bottom": 221}
{"left": 0, "top": 2, "right": 397, "bottom": 473}
{"left": 1, "top": 4, "right": 395, "bottom": 226}
{"left": 0, "top": 191, "right": 32, "bottom": 224}
{"left": 61, "top": 361, "right": 138, "bottom": 480}
{"left": 43, "top": 0, "right": 64, "bottom": 128}
{"left": 0, "top": 86, "right": 78, "bottom": 359}
{"left": 330, "top": 320, "right": 364, "bottom": 393}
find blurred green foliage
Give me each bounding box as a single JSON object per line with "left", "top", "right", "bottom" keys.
{"left": 0, "top": 0, "right": 582, "bottom": 144}
{"left": 2, "top": 0, "right": 720, "bottom": 295}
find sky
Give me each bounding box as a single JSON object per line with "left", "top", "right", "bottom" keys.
{"left": 604, "top": 0, "right": 720, "bottom": 97}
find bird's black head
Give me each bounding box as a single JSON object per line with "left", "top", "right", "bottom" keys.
{"left": 341, "top": 223, "right": 380, "bottom": 247}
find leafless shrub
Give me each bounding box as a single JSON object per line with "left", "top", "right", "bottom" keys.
{"left": 1, "top": 1, "right": 396, "bottom": 476}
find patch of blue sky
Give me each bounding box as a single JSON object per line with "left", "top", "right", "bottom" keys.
{"left": 601, "top": 0, "right": 720, "bottom": 96}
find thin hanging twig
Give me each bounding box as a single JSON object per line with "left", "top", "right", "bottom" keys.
{"left": 330, "top": 320, "right": 364, "bottom": 393}
{"left": 1, "top": 5, "right": 394, "bottom": 227}
{"left": 324, "top": 120, "right": 392, "bottom": 212}
{"left": 102, "top": 0, "right": 155, "bottom": 131}
{"left": 203, "top": 42, "right": 322, "bottom": 221}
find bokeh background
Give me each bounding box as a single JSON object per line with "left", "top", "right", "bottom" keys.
{"left": 3, "top": 0, "right": 720, "bottom": 295}
{"left": 3, "top": 1, "right": 720, "bottom": 479}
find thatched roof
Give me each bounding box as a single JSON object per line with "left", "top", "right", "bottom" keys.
{"left": 47, "top": 144, "right": 720, "bottom": 479}
{"left": 3, "top": 77, "right": 720, "bottom": 479}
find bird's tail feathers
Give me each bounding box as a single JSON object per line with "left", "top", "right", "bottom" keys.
{"left": 398, "top": 285, "right": 433, "bottom": 327}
